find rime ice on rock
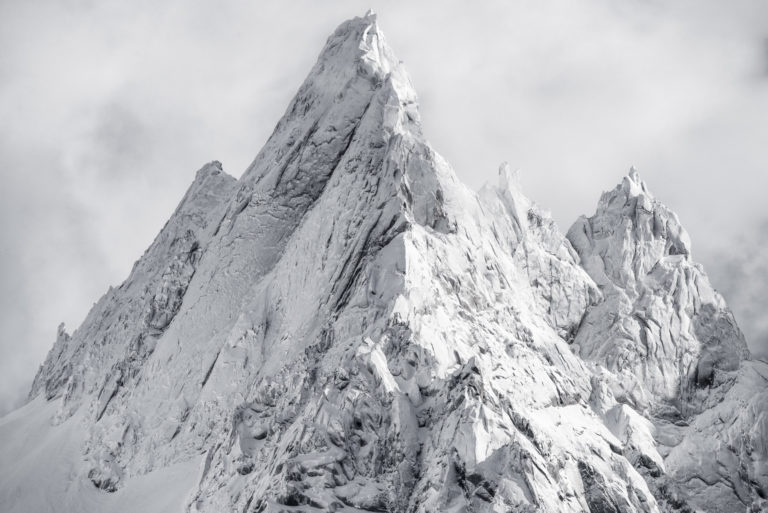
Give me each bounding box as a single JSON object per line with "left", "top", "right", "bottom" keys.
{"left": 567, "top": 169, "right": 749, "bottom": 404}
{"left": 4, "top": 13, "right": 768, "bottom": 513}
{"left": 568, "top": 169, "right": 765, "bottom": 512}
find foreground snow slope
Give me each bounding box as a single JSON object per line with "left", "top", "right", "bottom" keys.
{"left": 3, "top": 11, "right": 767, "bottom": 513}
{"left": 0, "top": 398, "right": 201, "bottom": 513}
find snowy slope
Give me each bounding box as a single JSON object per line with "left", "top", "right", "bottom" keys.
{"left": 0, "top": 397, "right": 201, "bottom": 513}
{"left": 568, "top": 169, "right": 768, "bottom": 512}
{"left": 3, "top": 11, "right": 767, "bottom": 513}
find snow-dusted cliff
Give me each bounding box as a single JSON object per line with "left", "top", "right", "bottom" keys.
{"left": 2, "top": 11, "right": 767, "bottom": 513}
{"left": 567, "top": 170, "right": 767, "bottom": 512}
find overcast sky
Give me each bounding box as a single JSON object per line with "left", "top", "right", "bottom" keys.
{"left": 1, "top": 0, "right": 766, "bottom": 414}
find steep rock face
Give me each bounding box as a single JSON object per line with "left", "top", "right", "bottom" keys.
{"left": 480, "top": 163, "right": 600, "bottom": 336}
{"left": 660, "top": 360, "right": 768, "bottom": 513}
{"left": 568, "top": 170, "right": 768, "bottom": 512}
{"left": 182, "top": 15, "right": 643, "bottom": 513}
{"left": 30, "top": 162, "right": 236, "bottom": 424}
{"left": 77, "top": 11, "right": 425, "bottom": 493}
{"left": 5, "top": 11, "right": 767, "bottom": 513}
{"left": 567, "top": 169, "right": 749, "bottom": 407}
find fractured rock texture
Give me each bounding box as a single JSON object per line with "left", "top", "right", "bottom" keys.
{"left": 7, "top": 12, "right": 768, "bottom": 513}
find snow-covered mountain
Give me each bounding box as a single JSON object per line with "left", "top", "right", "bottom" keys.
{"left": 2, "top": 12, "right": 767, "bottom": 513}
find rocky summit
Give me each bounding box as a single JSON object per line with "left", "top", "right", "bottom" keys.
{"left": 2, "top": 12, "right": 767, "bottom": 513}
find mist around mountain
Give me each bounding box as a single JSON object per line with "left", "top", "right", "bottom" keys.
{"left": 708, "top": 220, "right": 768, "bottom": 359}
{"left": 1, "top": 12, "right": 766, "bottom": 513}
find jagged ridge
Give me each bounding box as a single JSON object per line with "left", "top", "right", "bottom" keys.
{"left": 3, "top": 11, "right": 767, "bottom": 513}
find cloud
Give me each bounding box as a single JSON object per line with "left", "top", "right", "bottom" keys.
{"left": 0, "top": 140, "right": 110, "bottom": 414}
{"left": 707, "top": 219, "right": 768, "bottom": 358}
{"left": 0, "top": 0, "right": 766, "bottom": 413}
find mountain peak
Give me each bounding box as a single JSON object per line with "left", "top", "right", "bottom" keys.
{"left": 240, "top": 13, "right": 420, "bottom": 187}
{"left": 322, "top": 11, "right": 418, "bottom": 119}
{"left": 621, "top": 165, "right": 651, "bottom": 198}
{"left": 328, "top": 10, "right": 399, "bottom": 72}
{"left": 314, "top": 11, "right": 413, "bottom": 98}
{"left": 627, "top": 165, "right": 640, "bottom": 182}
{"left": 9, "top": 12, "right": 768, "bottom": 513}
{"left": 568, "top": 166, "right": 748, "bottom": 404}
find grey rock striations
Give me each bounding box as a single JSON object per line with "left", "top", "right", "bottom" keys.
{"left": 5, "top": 11, "right": 767, "bottom": 513}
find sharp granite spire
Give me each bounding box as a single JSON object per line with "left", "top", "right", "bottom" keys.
{"left": 2, "top": 13, "right": 767, "bottom": 513}
{"left": 567, "top": 167, "right": 748, "bottom": 403}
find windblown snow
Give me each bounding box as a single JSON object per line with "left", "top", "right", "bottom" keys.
{"left": 2, "top": 11, "right": 767, "bottom": 513}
